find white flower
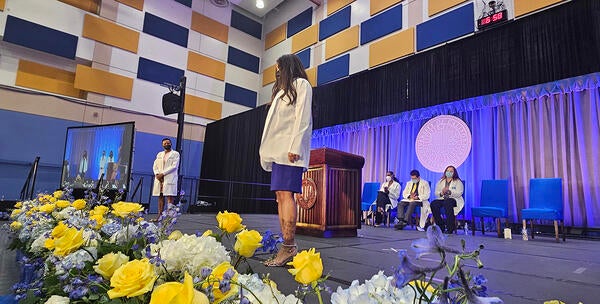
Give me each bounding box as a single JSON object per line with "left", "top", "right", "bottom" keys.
{"left": 235, "top": 274, "right": 301, "bottom": 304}
{"left": 54, "top": 248, "right": 97, "bottom": 275}
{"left": 109, "top": 224, "right": 139, "bottom": 245}
{"left": 82, "top": 229, "right": 99, "bottom": 247}
{"left": 53, "top": 207, "right": 76, "bottom": 220}
{"left": 331, "top": 271, "right": 420, "bottom": 304}
{"left": 45, "top": 295, "right": 70, "bottom": 304}
{"left": 30, "top": 233, "right": 49, "bottom": 253}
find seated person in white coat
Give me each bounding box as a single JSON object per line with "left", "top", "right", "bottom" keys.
{"left": 373, "top": 171, "right": 401, "bottom": 226}
{"left": 394, "top": 170, "right": 430, "bottom": 231}
{"left": 152, "top": 138, "right": 180, "bottom": 221}
{"left": 430, "top": 165, "right": 464, "bottom": 233}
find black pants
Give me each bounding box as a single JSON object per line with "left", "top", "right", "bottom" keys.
{"left": 397, "top": 201, "right": 419, "bottom": 223}
{"left": 430, "top": 198, "right": 457, "bottom": 233}
{"left": 375, "top": 191, "right": 389, "bottom": 224}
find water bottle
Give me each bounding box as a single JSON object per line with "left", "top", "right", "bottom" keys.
{"left": 521, "top": 228, "right": 528, "bottom": 241}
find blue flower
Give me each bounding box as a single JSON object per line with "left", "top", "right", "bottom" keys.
{"left": 411, "top": 225, "right": 461, "bottom": 259}
{"left": 259, "top": 230, "right": 283, "bottom": 253}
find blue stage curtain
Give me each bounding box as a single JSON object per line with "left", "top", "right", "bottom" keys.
{"left": 312, "top": 73, "right": 600, "bottom": 228}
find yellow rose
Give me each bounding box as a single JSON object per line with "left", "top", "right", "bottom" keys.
{"left": 53, "top": 190, "right": 64, "bottom": 199}
{"left": 202, "top": 230, "right": 214, "bottom": 237}
{"left": 150, "top": 272, "right": 209, "bottom": 304}
{"left": 72, "top": 199, "right": 87, "bottom": 210}
{"left": 94, "top": 252, "right": 130, "bottom": 279}
{"left": 44, "top": 238, "right": 55, "bottom": 250}
{"left": 202, "top": 262, "right": 238, "bottom": 302}
{"left": 10, "top": 221, "right": 22, "bottom": 230}
{"left": 91, "top": 205, "right": 109, "bottom": 216}
{"left": 40, "top": 194, "right": 52, "bottom": 203}
{"left": 55, "top": 200, "right": 71, "bottom": 208}
{"left": 10, "top": 209, "right": 22, "bottom": 217}
{"left": 51, "top": 221, "right": 68, "bottom": 238}
{"left": 216, "top": 211, "right": 245, "bottom": 233}
{"left": 287, "top": 248, "right": 323, "bottom": 285}
{"left": 50, "top": 197, "right": 57, "bottom": 203}
{"left": 168, "top": 230, "right": 184, "bottom": 240}
{"left": 14, "top": 201, "right": 23, "bottom": 208}
{"left": 89, "top": 214, "right": 106, "bottom": 229}
{"left": 53, "top": 227, "right": 84, "bottom": 257}
{"left": 107, "top": 259, "right": 157, "bottom": 299}
{"left": 234, "top": 229, "right": 263, "bottom": 258}
{"left": 39, "top": 203, "right": 56, "bottom": 213}
{"left": 111, "top": 202, "right": 144, "bottom": 218}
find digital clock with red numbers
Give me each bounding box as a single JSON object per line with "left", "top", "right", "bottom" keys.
{"left": 477, "top": 9, "right": 508, "bottom": 29}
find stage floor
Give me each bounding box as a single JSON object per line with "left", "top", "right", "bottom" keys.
{"left": 2, "top": 214, "right": 600, "bottom": 303}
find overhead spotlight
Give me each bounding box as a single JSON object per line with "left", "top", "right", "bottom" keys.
{"left": 256, "top": 0, "right": 264, "bottom": 9}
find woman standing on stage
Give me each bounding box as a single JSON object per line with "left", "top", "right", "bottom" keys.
{"left": 259, "top": 54, "right": 313, "bottom": 267}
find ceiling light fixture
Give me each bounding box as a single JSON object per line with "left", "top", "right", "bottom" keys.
{"left": 256, "top": 0, "right": 265, "bottom": 9}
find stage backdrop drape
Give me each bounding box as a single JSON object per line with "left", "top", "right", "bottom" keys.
{"left": 312, "top": 73, "right": 600, "bottom": 228}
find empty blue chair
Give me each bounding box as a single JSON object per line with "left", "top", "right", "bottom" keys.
{"left": 361, "top": 182, "right": 380, "bottom": 225}
{"left": 471, "top": 180, "right": 509, "bottom": 237}
{"left": 521, "top": 178, "right": 564, "bottom": 242}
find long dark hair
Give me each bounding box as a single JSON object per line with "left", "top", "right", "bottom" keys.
{"left": 271, "top": 54, "right": 308, "bottom": 105}
{"left": 440, "top": 165, "right": 460, "bottom": 180}
{"left": 387, "top": 171, "right": 400, "bottom": 183}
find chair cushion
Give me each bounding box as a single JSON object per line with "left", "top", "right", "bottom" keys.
{"left": 472, "top": 207, "right": 507, "bottom": 218}
{"left": 521, "top": 208, "right": 562, "bottom": 220}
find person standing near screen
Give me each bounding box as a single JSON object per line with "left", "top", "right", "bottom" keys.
{"left": 259, "top": 54, "right": 312, "bottom": 267}
{"left": 78, "top": 150, "right": 88, "bottom": 178}
{"left": 98, "top": 150, "right": 107, "bottom": 179}
{"left": 152, "top": 138, "right": 180, "bottom": 221}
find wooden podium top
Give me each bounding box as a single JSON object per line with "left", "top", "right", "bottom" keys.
{"left": 309, "top": 147, "right": 365, "bottom": 169}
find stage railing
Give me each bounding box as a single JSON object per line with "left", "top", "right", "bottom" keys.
{"left": 19, "top": 157, "right": 40, "bottom": 201}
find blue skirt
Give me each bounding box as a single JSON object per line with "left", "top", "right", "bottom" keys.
{"left": 270, "top": 163, "right": 303, "bottom": 193}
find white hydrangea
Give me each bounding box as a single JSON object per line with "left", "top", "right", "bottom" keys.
{"left": 331, "top": 271, "right": 421, "bottom": 304}
{"left": 109, "top": 224, "right": 139, "bottom": 245}
{"left": 30, "top": 233, "right": 49, "bottom": 254}
{"left": 45, "top": 295, "right": 70, "bottom": 304}
{"left": 151, "top": 234, "right": 230, "bottom": 277}
{"left": 54, "top": 248, "right": 97, "bottom": 275}
{"left": 82, "top": 229, "right": 99, "bottom": 247}
{"left": 235, "top": 274, "right": 302, "bottom": 304}
{"left": 53, "top": 207, "right": 76, "bottom": 220}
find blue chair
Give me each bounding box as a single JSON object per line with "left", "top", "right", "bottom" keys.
{"left": 521, "top": 178, "right": 565, "bottom": 242}
{"left": 471, "top": 180, "right": 509, "bottom": 238}
{"left": 361, "top": 182, "right": 380, "bottom": 225}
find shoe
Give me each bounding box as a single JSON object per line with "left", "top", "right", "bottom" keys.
{"left": 416, "top": 226, "right": 425, "bottom": 232}
{"left": 264, "top": 243, "right": 297, "bottom": 267}
{"left": 394, "top": 222, "right": 406, "bottom": 230}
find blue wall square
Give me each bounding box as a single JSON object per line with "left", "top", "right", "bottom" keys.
{"left": 416, "top": 3, "right": 475, "bottom": 51}
{"left": 230, "top": 10, "right": 262, "bottom": 39}
{"left": 317, "top": 54, "right": 350, "bottom": 86}
{"left": 296, "top": 48, "right": 311, "bottom": 69}
{"left": 143, "top": 13, "right": 189, "bottom": 48}
{"left": 174, "top": 0, "right": 192, "bottom": 7}
{"left": 319, "top": 6, "right": 351, "bottom": 41}
{"left": 227, "top": 46, "right": 260, "bottom": 73}
{"left": 225, "top": 83, "right": 257, "bottom": 108}
{"left": 360, "top": 4, "right": 403, "bottom": 45}
{"left": 137, "top": 57, "right": 184, "bottom": 86}
{"left": 287, "top": 8, "right": 313, "bottom": 38}
{"left": 3, "top": 15, "right": 78, "bottom": 59}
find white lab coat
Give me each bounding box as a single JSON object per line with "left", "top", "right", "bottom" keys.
{"left": 376, "top": 180, "right": 401, "bottom": 209}
{"left": 98, "top": 155, "right": 107, "bottom": 179}
{"left": 152, "top": 150, "right": 180, "bottom": 196}
{"left": 400, "top": 179, "right": 431, "bottom": 228}
{"left": 260, "top": 78, "right": 312, "bottom": 171}
{"left": 433, "top": 178, "right": 464, "bottom": 215}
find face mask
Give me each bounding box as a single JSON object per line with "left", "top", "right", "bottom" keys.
{"left": 164, "top": 145, "right": 171, "bottom": 151}
{"left": 411, "top": 178, "right": 418, "bottom": 183}
{"left": 275, "top": 70, "right": 281, "bottom": 79}
{"left": 445, "top": 171, "right": 453, "bottom": 178}
{"left": 385, "top": 176, "right": 392, "bottom": 182}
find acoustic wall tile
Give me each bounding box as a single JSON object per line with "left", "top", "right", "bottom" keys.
{"left": 110, "top": 47, "right": 139, "bottom": 74}
{"left": 317, "top": 53, "right": 349, "bottom": 85}
{"left": 265, "top": 23, "right": 286, "bottom": 50}
{"left": 262, "top": 64, "right": 277, "bottom": 86}
{"left": 514, "top": 0, "right": 563, "bottom": 17}
{"left": 327, "top": 0, "right": 355, "bottom": 15}
{"left": 75, "top": 37, "right": 95, "bottom": 61}
{"left": 142, "top": 12, "right": 188, "bottom": 48}
{"left": 428, "top": 0, "right": 467, "bottom": 16}
{"left": 291, "top": 24, "right": 318, "bottom": 53}
{"left": 138, "top": 33, "right": 187, "bottom": 70}
{"left": 116, "top": 0, "right": 144, "bottom": 10}
{"left": 221, "top": 100, "right": 253, "bottom": 118}
{"left": 416, "top": 3, "right": 474, "bottom": 51}
{"left": 144, "top": 0, "right": 191, "bottom": 28}
{"left": 116, "top": 2, "right": 144, "bottom": 31}
{"left": 296, "top": 48, "right": 311, "bottom": 68}
{"left": 228, "top": 27, "right": 263, "bottom": 58}
{"left": 198, "top": 1, "right": 232, "bottom": 26}
{"left": 137, "top": 57, "right": 184, "bottom": 86}
{"left": 325, "top": 25, "right": 359, "bottom": 60}
{"left": 3, "top": 16, "right": 78, "bottom": 59}
{"left": 15, "top": 60, "right": 84, "bottom": 98}
{"left": 4, "top": 0, "right": 86, "bottom": 36}
{"left": 187, "top": 51, "right": 225, "bottom": 81}
{"left": 319, "top": 5, "right": 351, "bottom": 41}
{"left": 287, "top": 8, "right": 313, "bottom": 38}
{"left": 305, "top": 67, "right": 317, "bottom": 87}
{"left": 184, "top": 94, "right": 221, "bottom": 120}
{"left": 0, "top": 0, "right": 5, "bottom": 11}
{"left": 369, "top": 27, "right": 414, "bottom": 68}
{"left": 193, "top": 72, "right": 225, "bottom": 98}
{"left": 230, "top": 10, "right": 262, "bottom": 39}
{"left": 360, "top": 4, "right": 403, "bottom": 45}
{"left": 191, "top": 12, "right": 228, "bottom": 43}
{"left": 82, "top": 14, "right": 140, "bottom": 53}
{"left": 199, "top": 34, "right": 229, "bottom": 62}
{"left": 348, "top": 44, "right": 369, "bottom": 75}
{"left": 174, "top": 0, "right": 191, "bottom": 7}
{"left": 74, "top": 65, "right": 134, "bottom": 100}
{"left": 264, "top": 39, "right": 292, "bottom": 68}
{"left": 225, "top": 64, "right": 260, "bottom": 92}
{"left": 371, "top": 0, "right": 403, "bottom": 16}
{"left": 58, "top": 0, "right": 99, "bottom": 13}
{"left": 227, "top": 46, "right": 260, "bottom": 73}
{"left": 225, "top": 83, "right": 257, "bottom": 108}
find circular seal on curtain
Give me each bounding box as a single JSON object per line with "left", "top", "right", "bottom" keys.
{"left": 415, "top": 115, "right": 472, "bottom": 173}
{"left": 295, "top": 178, "right": 317, "bottom": 210}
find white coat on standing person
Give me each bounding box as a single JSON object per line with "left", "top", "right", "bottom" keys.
{"left": 152, "top": 138, "right": 180, "bottom": 220}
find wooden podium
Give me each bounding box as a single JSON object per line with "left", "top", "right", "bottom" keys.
{"left": 295, "top": 148, "right": 365, "bottom": 237}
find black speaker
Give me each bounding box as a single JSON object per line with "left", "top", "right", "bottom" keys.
{"left": 162, "top": 92, "right": 181, "bottom": 115}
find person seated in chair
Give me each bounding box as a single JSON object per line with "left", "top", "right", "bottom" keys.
{"left": 374, "top": 171, "right": 401, "bottom": 226}
{"left": 394, "top": 170, "right": 430, "bottom": 231}
{"left": 430, "top": 165, "right": 464, "bottom": 234}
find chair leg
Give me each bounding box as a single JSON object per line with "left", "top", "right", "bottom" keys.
{"left": 530, "top": 220, "right": 535, "bottom": 239}
{"left": 562, "top": 220, "right": 566, "bottom": 242}
{"left": 554, "top": 220, "right": 559, "bottom": 242}
{"left": 496, "top": 218, "right": 502, "bottom": 238}
{"left": 471, "top": 215, "right": 476, "bottom": 236}
{"left": 480, "top": 217, "right": 485, "bottom": 235}
{"left": 522, "top": 219, "right": 527, "bottom": 240}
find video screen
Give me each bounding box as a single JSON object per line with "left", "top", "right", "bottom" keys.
{"left": 61, "top": 122, "right": 135, "bottom": 191}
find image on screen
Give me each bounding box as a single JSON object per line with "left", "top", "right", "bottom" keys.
{"left": 60, "top": 122, "right": 135, "bottom": 192}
